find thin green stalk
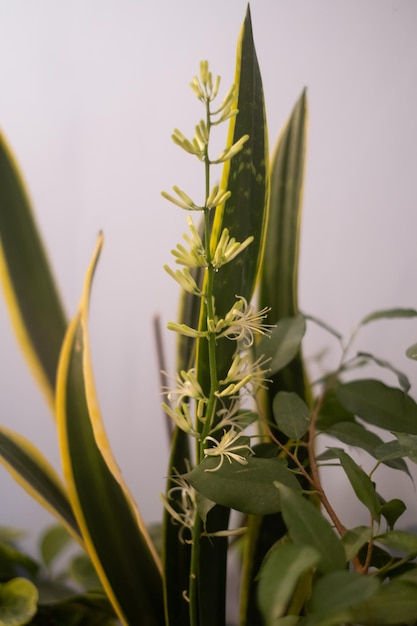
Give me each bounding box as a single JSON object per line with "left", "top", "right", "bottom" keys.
{"left": 189, "top": 97, "right": 221, "bottom": 626}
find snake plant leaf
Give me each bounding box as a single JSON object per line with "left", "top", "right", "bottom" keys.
{"left": 0, "top": 426, "right": 80, "bottom": 540}
{"left": 242, "top": 91, "right": 309, "bottom": 626}
{"left": 190, "top": 9, "right": 269, "bottom": 626}
{"left": 197, "top": 4, "right": 269, "bottom": 389}
{"left": 162, "top": 427, "right": 191, "bottom": 626}
{"left": 210, "top": 6, "right": 269, "bottom": 316}
{"left": 56, "top": 234, "right": 164, "bottom": 626}
{"left": 259, "top": 88, "right": 307, "bottom": 325}
{"left": 0, "top": 578, "right": 38, "bottom": 626}
{"left": 0, "top": 133, "right": 67, "bottom": 410}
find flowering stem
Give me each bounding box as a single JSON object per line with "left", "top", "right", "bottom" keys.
{"left": 189, "top": 95, "right": 220, "bottom": 626}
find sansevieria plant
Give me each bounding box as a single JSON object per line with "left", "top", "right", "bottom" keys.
{"left": 2, "top": 6, "right": 417, "bottom": 626}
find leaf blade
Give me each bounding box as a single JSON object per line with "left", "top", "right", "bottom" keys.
{"left": 0, "top": 132, "right": 67, "bottom": 409}
{"left": 56, "top": 235, "right": 164, "bottom": 626}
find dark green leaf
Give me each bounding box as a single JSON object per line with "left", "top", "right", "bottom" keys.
{"left": 326, "top": 421, "right": 411, "bottom": 475}
{"left": 256, "top": 317, "right": 306, "bottom": 375}
{"left": 307, "top": 571, "right": 379, "bottom": 624}
{"left": 273, "top": 392, "right": 310, "bottom": 440}
{"left": 380, "top": 499, "right": 407, "bottom": 530}
{"left": 352, "top": 580, "right": 417, "bottom": 624}
{"left": 186, "top": 457, "right": 301, "bottom": 516}
{"left": 329, "top": 448, "right": 381, "bottom": 521}
{"left": 341, "top": 525, "right": 372, "bottom": 561}
{"left": 336, "top": 379, "right": 417, "bottom": 435}
{"left": 375, "top": 440, "right": 407, "bottom": 462}
{"left": 316, "top": 390, "right": 355, "bottom": 431}
{"left": 257, "top": 543, "right": 319, "bottom": 623}
{"left": 326, "top": 421, "right": 382, "bottom": 456}
{"left": 276, "top": 484, "right": 346, "bottom": 573}
{"left": 395, "top": 433, "right": 417, "bottom": 463}
{"left": 376, "top": 530, "right": 417, "bottom": 555}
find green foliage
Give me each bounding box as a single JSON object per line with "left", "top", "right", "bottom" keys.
{"left": 1, "top": 4, "right": 417, "bottom": 626}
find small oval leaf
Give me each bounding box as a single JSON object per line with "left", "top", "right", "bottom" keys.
{"left": 273, "top": 392, "right": 310, "bottom": 440}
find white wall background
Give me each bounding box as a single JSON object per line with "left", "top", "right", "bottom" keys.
{"left": 1, "top": 0, "right": 417, "bottom": 552}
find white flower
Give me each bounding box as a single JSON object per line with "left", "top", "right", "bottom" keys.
{"left": 215, "top": 352, "right": 271, "bottom": 398}
{"left": 208, "top": 296, "right": 272, "bottom": 348}
{"left": 161, "top": 472, "right": 197, "bottom": 542}
{"left": 203, "top": 428, "right": 254, "bottom": 472}
{"left": 166, "top": 368, "right": 206, "bottom": 405}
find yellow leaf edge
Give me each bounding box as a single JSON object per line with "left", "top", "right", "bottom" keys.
{"left": 56, "top": 233, "right": 162, "bottom": 625}
{"left": 0, "top": 424, "right": 82, "bottom": 546}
